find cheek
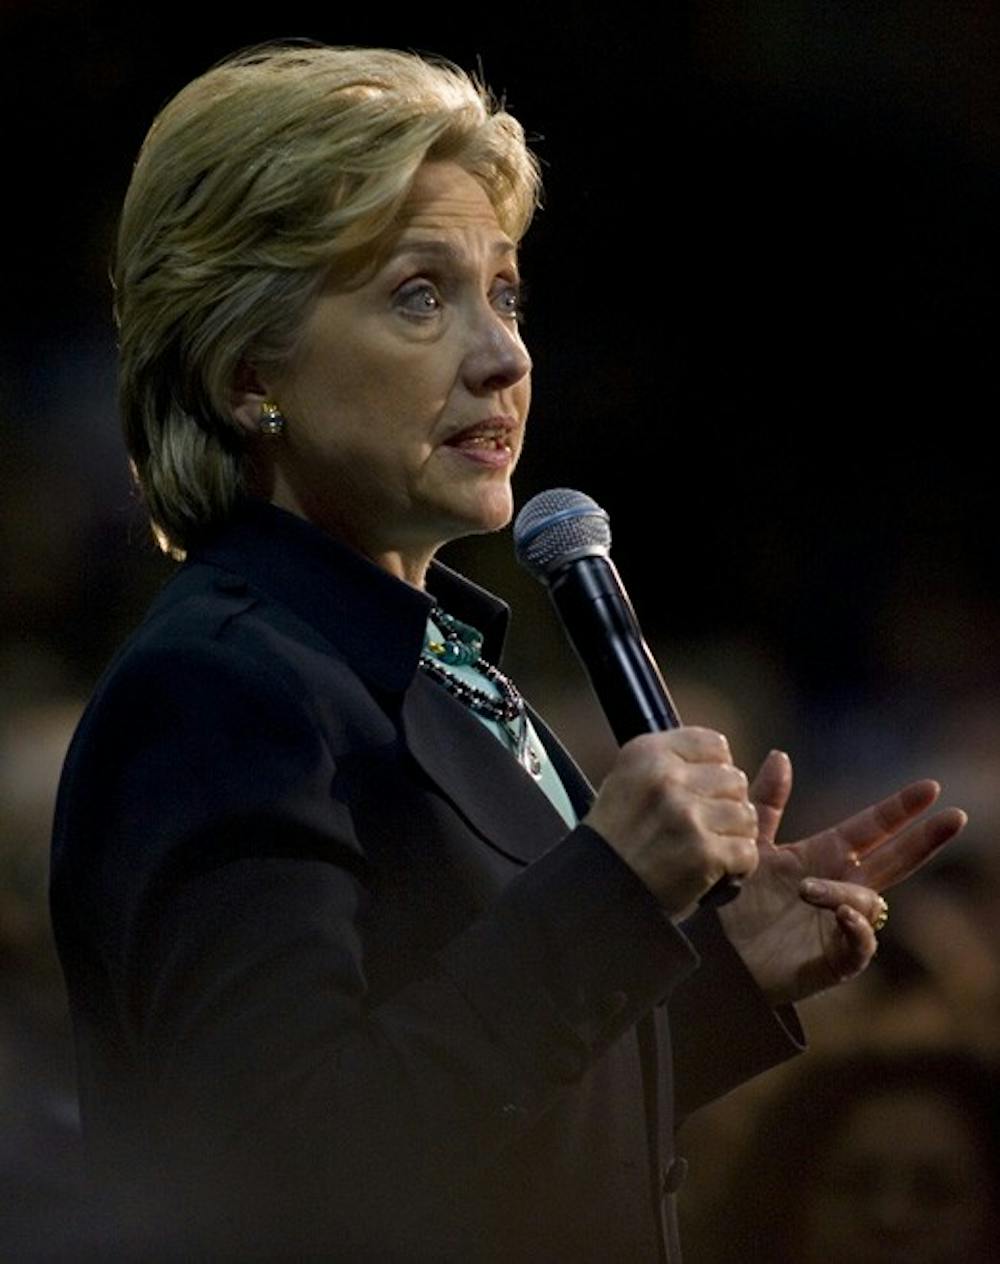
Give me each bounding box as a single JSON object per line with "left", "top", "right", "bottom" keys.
{"left": 342, "top": 338, "right": 457, "bottom": 424}
{"left": 278, "top": 324, "right": 467, "bottom": 447}
{"left": 512, "top": 378, "right": 531, "bottom": 439}
{"left": 283, "top": 359, "right": 393, "bottom": 443}
{"left": 375, "top": 362, "right": 451, "bottom": 425}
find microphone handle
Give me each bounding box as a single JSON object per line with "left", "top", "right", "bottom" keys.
{"left": 547, "top": 555, "right": 741, "bottom": 908}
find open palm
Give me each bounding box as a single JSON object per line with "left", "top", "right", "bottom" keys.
{"left": 719, "top": 751, "right": 967, "bottom": 1006}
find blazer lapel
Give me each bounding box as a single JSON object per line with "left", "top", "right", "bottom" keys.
{"left": 527, "top": 705, "right": 596, "bottom": 822}
{"left": 402, "top": 673, "right": 570, "bottom": 866}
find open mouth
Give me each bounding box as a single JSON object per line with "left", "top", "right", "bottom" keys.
{"left": 445, "top": 420, "right": 515, "bottom": 454}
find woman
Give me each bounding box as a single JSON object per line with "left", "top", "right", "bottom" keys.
{"left": 703, "top": 1049, "right": 1000, "bottom": 1263}
{"left": 51, "top": 43, "right": 965, "bottom": 1261}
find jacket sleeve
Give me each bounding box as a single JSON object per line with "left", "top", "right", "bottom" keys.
{"left": 667, "top": 907, "right": 805, "bottom": 1120}
{"left": 52, "top": 632, "right": 703, "bottom": 1251}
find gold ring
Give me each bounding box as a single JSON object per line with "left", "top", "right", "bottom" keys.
{"left": 872, "top": 895, "right": 889, "bottom": 933}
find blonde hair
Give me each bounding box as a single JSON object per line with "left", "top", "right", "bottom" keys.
{"left": 114, "top": 43, "right": 541, "bottom": 558}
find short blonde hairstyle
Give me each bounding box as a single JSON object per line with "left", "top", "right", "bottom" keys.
{"left": 114, "top": 43, "right": 541, "bottom": 558}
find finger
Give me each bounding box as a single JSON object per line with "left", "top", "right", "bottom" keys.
{"left": 834, "top": 779, "right": 941, "bottom": 859}
{"left": 748, "top": 750, "right": 792, "bottom": 846}
{"left": 832, "top": 904, "right": 878, "bottom": 980}
{"left": 617, "top": 730, "right": 732, "bottom": 784}
{"left": 855, "top": 807, "right": 968, "bottom": 891}
{"left": 726, "top": 835, "right": 761, "bottom": 881}
{"left": 682, "top": 761, "right": 749, "bottom": 802}
{"left": 642, "top": 726, "right": 732, "bottom": 766}
{"left": 701, "top": 796, "right": 759, "bottom": 840}
{"left": 703, "top": 831, "right": 760, "bottom": 883}
{"left": 800, "top": 878, "right": 887, "bottom": 928}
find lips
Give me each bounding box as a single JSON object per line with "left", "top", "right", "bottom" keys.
{"left": 444, "top": 417, "right": 516, "bottom": 452}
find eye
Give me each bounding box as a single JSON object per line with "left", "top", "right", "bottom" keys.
{"left": 493, "top": 280, "right": 527, "bottom": 323}
{"left": 394, "top": 281, "right": 442, "bottom": 319}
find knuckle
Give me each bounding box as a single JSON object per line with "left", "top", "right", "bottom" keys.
{"left": 632, "top": 734, "right": 683, "bottom": 781}
{"left": 736, "top": 838, "right": 760, "bottom": 874}
{"left": 626, "top": 732, "right": 663, "bottom": 758}
{"left": 675, "top": 726, "right": 731, "bottom": 761}
{"left": 669, "top": 797, "right": 702, "bottom": 834}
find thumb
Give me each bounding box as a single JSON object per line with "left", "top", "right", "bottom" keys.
{"left": 749, "top": 750, "right": 793, "bottom": 845}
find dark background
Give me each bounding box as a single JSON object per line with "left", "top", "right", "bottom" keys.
{"left": 5, "top": 3, "right": 998, "bottom": 741}
{"left": 1, "top": 2, "right": 999, "bottom": 1255}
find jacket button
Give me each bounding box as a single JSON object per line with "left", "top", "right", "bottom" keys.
{"left": 661, "top": 1157, "right": 689, "bottom": 1195}
{"left": 606, "top": 989, "right": 628, "bottom": 1018}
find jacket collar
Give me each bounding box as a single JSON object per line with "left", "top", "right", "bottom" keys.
{"left": 188, "top": 499, "right": 511, "bottom": 695}
{"left": 188, "top": 500, "right": 588, "bottom": 863}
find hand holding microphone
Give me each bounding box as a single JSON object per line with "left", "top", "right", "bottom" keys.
{"left": 514, "top": 489, "right": 753, "bottom": 913}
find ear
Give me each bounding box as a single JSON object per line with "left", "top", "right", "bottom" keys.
{"left": 229, "top": 360, "right": 275, "bottom": 436}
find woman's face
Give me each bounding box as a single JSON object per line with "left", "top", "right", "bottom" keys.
{"left": 797, "top": 1088, "right": 994, "bottom": 1264}
{"left": 258, "top": 160, "right": 531, "bottom": 585}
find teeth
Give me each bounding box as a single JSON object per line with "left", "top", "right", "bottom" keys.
{"left": 458, "top": 431, "right": 510, "bottom": 449}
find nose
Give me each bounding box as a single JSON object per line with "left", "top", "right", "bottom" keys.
{"left": 461, "top": 305, "right": 532, "bottom": 396}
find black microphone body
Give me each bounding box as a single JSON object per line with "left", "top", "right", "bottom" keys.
{"left": 514, "top": 489, "right": 740, "bottom": 909}
{"left": 546, "top": 553, "right": 681, "bottom": 744}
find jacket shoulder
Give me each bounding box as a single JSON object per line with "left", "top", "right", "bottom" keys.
{"left": 54, "top": 560, "right": 389, "bottom": 838}
{"left": 84, "top": 560, "right": 353, "bottom": 721}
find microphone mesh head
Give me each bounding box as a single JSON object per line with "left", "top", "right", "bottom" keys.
{"left": 513, "top": 488, "right": 612, "bottom": 579}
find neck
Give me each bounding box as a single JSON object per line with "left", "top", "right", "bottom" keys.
{"left": 368, "top": 547, "right": 433, "bottom": 590}
{"left": 265, "top": 492, "right": 435, "bottom": 589}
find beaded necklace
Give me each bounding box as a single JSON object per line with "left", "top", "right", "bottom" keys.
{"left": 418, "top": 607, "right": 542, "bottom": 778}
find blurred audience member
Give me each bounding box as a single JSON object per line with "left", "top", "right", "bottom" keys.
{"left": 691, "top": 1048, "right": 1000, "bottom": 1264}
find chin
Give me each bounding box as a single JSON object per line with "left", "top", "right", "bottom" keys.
{"left": 465, "top": 485, "right": 515, "bottom": 535}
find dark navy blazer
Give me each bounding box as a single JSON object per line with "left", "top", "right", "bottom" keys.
{"left": 51, "top": 501, "right": 801, "bottom": 1261}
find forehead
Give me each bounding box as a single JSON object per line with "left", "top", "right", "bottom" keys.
{"left": 395, "top": 161, "right": 510, "bottom": 243}
{"left": 326, "top": 161, "right": 516, "bottom": 291}
{"left": 827, "top": 1091, "right": 983, "bottom": 1168}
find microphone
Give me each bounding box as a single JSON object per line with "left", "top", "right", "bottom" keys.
{"left": 513, "top": 488, "right": 740, "bottom": 909}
